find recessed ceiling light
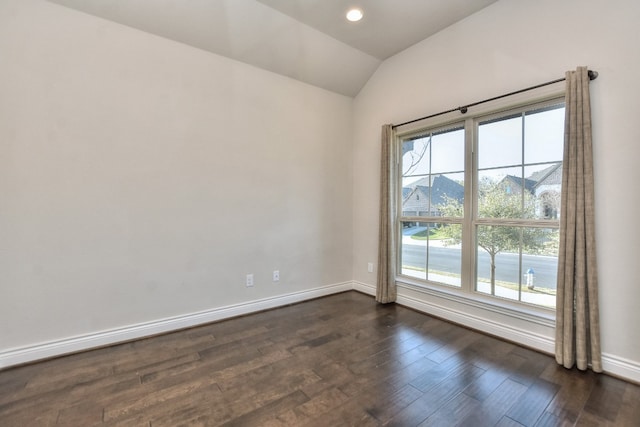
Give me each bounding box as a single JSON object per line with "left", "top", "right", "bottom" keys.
{"left": 346, "top": 8, "right": 363, "bottom": 22}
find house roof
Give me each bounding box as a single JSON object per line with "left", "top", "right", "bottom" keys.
{"left": 498, "top": 162, "right": 563, "bottom": 193}
{"left": 402, "top": 175, "right": 464, "bottom": 209}
{"left": 529, "top": 163, "right": 563, "bottom": 187}
{"left": 502, "top": 175, "right": 537, "bottom": 193}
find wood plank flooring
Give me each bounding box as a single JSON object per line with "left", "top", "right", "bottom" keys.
{"left": 1, "top": 291, "right": 638, "bottom": 426}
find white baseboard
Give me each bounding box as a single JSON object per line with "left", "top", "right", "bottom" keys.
{"left": 0, "top": 281, "right": 352, "bottom": 370}
{"left": 394, "top": 290, "right": 556, "bottom": 354}
{"left": 353, "top": 280, "right": 640, "bottom": 384}
{"left": 353, "top": 280, "right": 553, "bottom": 352}
{"left": 602, "top": 353, "right": 640, "bottom": 384}
{"left": 401, "top": 289, "right": 640, "bottom": 382}
{"left": 352, "top": 280, "right": 376, "bottom": 296}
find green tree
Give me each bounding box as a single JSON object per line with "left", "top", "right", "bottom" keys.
{"left": 438, "top": 181, "right": 547, "bottom": 295}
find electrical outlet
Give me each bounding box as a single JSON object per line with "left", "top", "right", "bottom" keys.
{"left": 367, "top": 262, "right": 374, "bottom": 273}
{"left": 273, "top": 270, "right": 280, "bottom": 282}
{"left": 246, "top": 274, "right": 254, "bottom": 287}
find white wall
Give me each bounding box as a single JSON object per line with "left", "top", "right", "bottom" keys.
{"left": 353, "top": 0, "right": 640, "bottom": 381}
{"left": 0, "top": 0, "right": 353, "bottom": 361}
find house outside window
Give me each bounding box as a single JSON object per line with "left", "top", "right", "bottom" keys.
{"left": 397, "top": 98, "right": 564, "bottom": 310}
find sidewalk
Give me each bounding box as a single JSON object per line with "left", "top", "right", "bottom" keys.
{"left": 402, "top": 268, "right": 556, "bottom": 308}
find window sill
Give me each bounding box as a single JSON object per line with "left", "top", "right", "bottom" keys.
{"left": 395, "top": 276, "right": 555, "bottom": 328}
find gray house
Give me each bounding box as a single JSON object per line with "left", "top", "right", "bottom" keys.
{"left": 402, "top": 175, "right": 464, "bottom": 218}
{"left": 497, "top": 163, "right": 563, "bottom": 219}
{"left": 532, "top": 163, "right": 563, "bottom": 219}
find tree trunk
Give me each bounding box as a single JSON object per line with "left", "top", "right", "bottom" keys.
{"left": 490, "top": 253, "right": 496, "bottom": 295}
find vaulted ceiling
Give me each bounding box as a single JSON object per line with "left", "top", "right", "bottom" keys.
{"left": 47, "top": 0, "right": 498, "bottom": 97}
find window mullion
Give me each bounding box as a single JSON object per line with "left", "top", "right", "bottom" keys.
{"left": 461, "top": 117, "right": 475, "bottom": 293}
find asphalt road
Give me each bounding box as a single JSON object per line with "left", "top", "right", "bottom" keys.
{"left": 401, "top": 243, "right": 558, "bottom": 289}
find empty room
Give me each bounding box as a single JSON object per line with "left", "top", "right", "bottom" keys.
{"left": 1, "top": 0, "right": 639, "bottom": 425}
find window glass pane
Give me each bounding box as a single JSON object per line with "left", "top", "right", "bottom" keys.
{"left": 525, "top": 106, "right": 565, "bottom": 164}
{"left": 402, "top": 173, "right": 464, "bottom": 218}
{"left": 525, "top": 163, "right": 563, "bottom": 220}
{"left": 431, "top": 128, "right": 464, "bottom": 174}
{"left": 402, "top": 136, "right": 430, "bottom": 177}
{"left": 401, "top": 221, "right": 426, "bottom": 280}
{"left": 476, "top": 226, "right": 557, "bottom": 308}
{"left": 432, "top": 173, "right": 464, "bottom": 218}
{"left": 402, "top": 126, "right": 465, "bottom": 219}
{"left": 477, "top": 167, "right": 525, "bottom": 219}
{"left": 400, "top": 222, "right": 461, "bottom": 287}
{"left": 428, "top": 227, "right": 462, "bottom": 287}
{"left": 401, "top": 179, "right": 430, "bottom": 217}
{"left": 478, "top": 115, "right": 522, "bottom": 169}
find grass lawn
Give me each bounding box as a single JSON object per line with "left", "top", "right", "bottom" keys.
{"left": 410, "top": 227, "right": 449, "bottom": 240}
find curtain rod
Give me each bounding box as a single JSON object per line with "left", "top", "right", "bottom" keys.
{"left": 392, "top": 69, "right": 598, "bottom": 129}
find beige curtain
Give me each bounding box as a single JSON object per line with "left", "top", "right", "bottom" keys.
{"left": 555, "top": 66, "right": 602, "bottom": 372}
{"left": 376, "top": 124, "right": 397, "bottom": 303}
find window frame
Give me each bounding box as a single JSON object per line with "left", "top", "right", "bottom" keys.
{"left": 394, "top": 87, "right": 565, "bottom": 321}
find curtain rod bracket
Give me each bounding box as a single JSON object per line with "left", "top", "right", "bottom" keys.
{"left": 588, "top": 70, "right": 598, "bottom": 80}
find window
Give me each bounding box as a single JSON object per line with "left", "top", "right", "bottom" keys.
{"left": 400, "top": 125, "right": 465, "bottom": 286}
{"left": 397, "top": 98, "right": 564, "bottom": 309}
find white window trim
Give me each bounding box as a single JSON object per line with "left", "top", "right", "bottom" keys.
{"left": 394, "top": 81, "right": 565, "bottom": 323}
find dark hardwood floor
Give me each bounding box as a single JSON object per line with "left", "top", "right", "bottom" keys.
{"left": 1, "top": 291, "right": 638, "bottom": 426}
